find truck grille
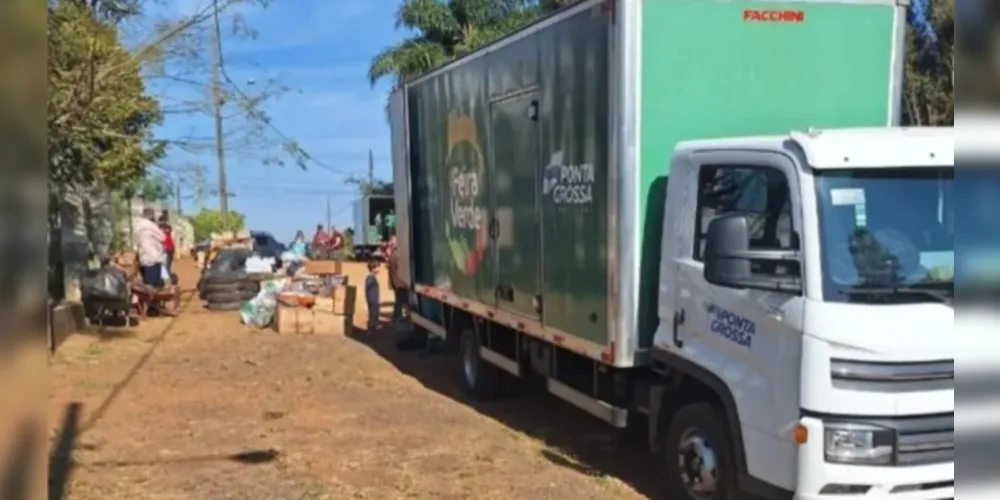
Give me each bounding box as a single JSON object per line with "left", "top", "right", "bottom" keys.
{"left": 895, "top": 413, "right": 954, "bottom": 465}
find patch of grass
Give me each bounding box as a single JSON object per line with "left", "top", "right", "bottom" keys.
{"left": 84, "top": 342, "right": 105, "bottom": 356}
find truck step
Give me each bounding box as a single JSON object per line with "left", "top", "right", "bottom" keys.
{"left": 547, "top": 379, "right": 628, "bottom": 428}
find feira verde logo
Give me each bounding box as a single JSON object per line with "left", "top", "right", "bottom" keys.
{"left": 444, "top": 115, "right": 488, "bottom": 276}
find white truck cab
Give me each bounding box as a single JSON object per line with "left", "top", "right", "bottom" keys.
{"left": 652, "top": 127, "right": 954, "bottom": 499}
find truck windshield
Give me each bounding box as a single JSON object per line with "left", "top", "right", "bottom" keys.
{"left": 815, "top": 167, "right": 953, "bottom": 304}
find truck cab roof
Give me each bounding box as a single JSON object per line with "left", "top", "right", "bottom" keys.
{"left": 673, "top": 126, "right": 954, "bottom": 170}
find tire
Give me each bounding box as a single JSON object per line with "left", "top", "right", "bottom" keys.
{"left": 663, "top": 403, "right": 737, "bottom": 500}
{"left": 205, "top": 300, "right": 243, "bottom": 311}
{"left": 202, "top": 270, "right": 247, "bottom": 285}
{"left": 458, "top": 327, "right": 502, "bottom": 400}
{"left": 202, "top": 281, "right": 241, "bottom": 294}
{"left": 206, "top": 290, "right": 244, "bottom": 304}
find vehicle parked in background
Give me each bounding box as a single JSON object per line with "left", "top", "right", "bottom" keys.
{"left": 352, "top": 194, "right": 394, "bottom": 260}
{"left": 250, "top": 231, "right": 286, "bottom": 260}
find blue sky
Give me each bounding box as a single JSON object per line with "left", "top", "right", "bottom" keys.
{"left": 146, "top": 0, "right": 401, "bottom": 242}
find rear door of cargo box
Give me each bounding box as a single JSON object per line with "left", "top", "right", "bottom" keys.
{"left": 635, "top": 0, "right": 902, "bottom": 347}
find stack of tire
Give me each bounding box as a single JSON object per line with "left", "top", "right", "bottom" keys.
{"left": 197, "top": 248, "right": 261, "bottom": 311}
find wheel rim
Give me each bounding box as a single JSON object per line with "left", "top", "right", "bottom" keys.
{"left": 462, "top": 335, "right": 477, "bottom": 387}
{"left": 676, "top": 428, "right": 718, "bottom": 499}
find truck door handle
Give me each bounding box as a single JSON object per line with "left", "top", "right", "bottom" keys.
{"left": 495, "top": 285, "right": 514, "bottom": 302}
{"left": 489, "top": 218, "right": 499, "bottom": 240}
{"left": 672, "top": 308, "right": 685, "bottom": 348}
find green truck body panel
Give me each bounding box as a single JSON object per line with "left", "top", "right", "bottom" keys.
{"left": 635, "top": 0, "right": 896, "bottom": 347}
{"left": 408, "top": 5, "right": 611, "bottom": 342}
{"left": 405, "top": 0, "right": 898, "bottom": 361}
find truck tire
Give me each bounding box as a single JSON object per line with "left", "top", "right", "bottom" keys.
{"left": 459, "top": 328, "right": 502, "bottom": 400}
{"left": 663, "top": 403, "right": 737, "bottom": 500}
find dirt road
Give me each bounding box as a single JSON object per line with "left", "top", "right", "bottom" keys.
{"left": 48, "top": 260, "right": 663, "bottom": 499}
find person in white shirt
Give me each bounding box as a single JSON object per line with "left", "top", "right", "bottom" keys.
{"left": 134, "top": 207, "right": 166, "bottom": 288}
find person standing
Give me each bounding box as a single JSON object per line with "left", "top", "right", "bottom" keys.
{"left": 329, "top": 225, "right": 345, "bottom": 260}
{"left": 386, "top": 236, "right": 407, "bottom": 324}
{"left": 134, "top": 207, "right": 166, "bottom": 288}
{"left": 365, "top": 260, "right": 381, "bottom": 332}
{"left": 373, "top": 212, "right": 387, "bottom": 242}
{"left": 386, "top": 209, "right": 396, "bottom": 237}
{"left": 290, "top": 230, "right": 308, "bottom": 258}
{"left": 159, "top": 216, "right": 175, "bottom": 276}
{"left": 311, "top": 223, "right": 329, "bottom": 259}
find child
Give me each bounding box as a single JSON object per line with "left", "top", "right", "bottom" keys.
{"left": 365, "top": 260, "right": 380, "bottom": 332}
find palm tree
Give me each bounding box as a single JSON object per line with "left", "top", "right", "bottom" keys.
{"left": 368, "top": 0, "right": 575, "bottom": 89}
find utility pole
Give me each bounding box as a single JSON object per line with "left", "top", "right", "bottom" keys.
{"left": 175, "top": 179, "right": 182, "bottom": 216}
{"left": 367, "top": 148, "right": 375, "bottom": 195}
{"left": 193, "top": 164, "right": 206, "bottom": 210}
{"left": 210, "top": 0, "right": 228, "bottom": 226}
{"left": 326, "top": 196, "right": 331, "bottom": 232}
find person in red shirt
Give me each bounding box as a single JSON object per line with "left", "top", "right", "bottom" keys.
{"left": 311, "top": 223, "right": 330, "bottom": 258}
{"left": 159, "top": 216, "right": 176, "bottom": 276}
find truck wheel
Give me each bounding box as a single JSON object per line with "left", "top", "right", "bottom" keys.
{"left": 663, "top": 403, "right": 737, "bottom": 500}
{"left": 459, "top": 328, "right": 502, "bottom": 400}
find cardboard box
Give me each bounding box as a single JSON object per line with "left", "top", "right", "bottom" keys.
{"left": 313, "top": 310, "right": 352, "bottom": 336}
{"left": 303, "top": 259, "right": 342, "bottom": 276}
{"left": 274, "top": 305, "right": 313, "bottom": 334}
{"left": 313, "top": 285, "right": 357, "bottom": 316}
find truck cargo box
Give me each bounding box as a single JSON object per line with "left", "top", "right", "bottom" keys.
{"left": 394, "top": 0, "right": 903, "bottom": 367}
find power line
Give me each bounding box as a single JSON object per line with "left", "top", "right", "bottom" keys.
{"left": 218, "top": 65, "right": 359, "bottom": 177}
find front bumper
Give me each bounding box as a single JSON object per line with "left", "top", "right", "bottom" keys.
{"left": 795, "top": 417, "right": 954, "bottom": 499}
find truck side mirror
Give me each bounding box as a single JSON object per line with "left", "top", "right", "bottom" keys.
{"left": 703, "top": 214, "right": 753, "bottom": 286}
{"left": 703, "top": 214, "right": 802, "bottom": 293}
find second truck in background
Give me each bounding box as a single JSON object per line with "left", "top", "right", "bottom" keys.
{"left": 351, "top": 193, "right": 394, "bottom": 260}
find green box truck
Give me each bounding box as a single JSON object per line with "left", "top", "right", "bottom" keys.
{"left": 390, "top": 0, "right": 954, "bottom": 498}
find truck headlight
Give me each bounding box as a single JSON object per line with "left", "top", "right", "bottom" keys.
{"left": 823, "top": 422, "right": 894, "bottom": 465}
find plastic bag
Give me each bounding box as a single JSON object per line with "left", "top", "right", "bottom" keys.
{"left": 240, "top": 279, "right": 286, "bottom": 328}
{"left": 245, "top": 255, "right": 276, "bottom": 274}
{"left": 81, "top": 267, "right": 129, "bottom": 303}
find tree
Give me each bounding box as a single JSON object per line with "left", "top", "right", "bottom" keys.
{"left": 350, "top": 178, "right": 394, "bottom": 197}
{"left": 130, "top": 0, "right": 311, "bottom": 169}
{"left": 189, "top": 207, "right": 246, "bottom": 241}
{"left": 903, "top": 0, "right": 953, "bottom": 125}
{"left": 48, "top": 0, "right": 166, "bottom": 190}
{"left": 368, "top": 0, "right": 576, "bottom": 88}
{"left": 132, "top": 172, "right": 174, "bottom": 202}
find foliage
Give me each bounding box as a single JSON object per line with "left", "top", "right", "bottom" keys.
{"left": 189, "top": 207, "right": 246, "bottom": 241}
{"left": 368, "top": 0, "right": 576, "bottom": 88}
{"left": 130, "top": 0, "right": 312, "bottom": 169}
{"left": 903, "top": 0, "right": 953, "bottom": 125}
{"left": 48, "top": 0, "right": 166, "bottom": 189}
{"left": 124, "top": 172, "right": 174, "bottom": 202}
{"left": 351, "top": 179, "right": 395, "bottom": 197}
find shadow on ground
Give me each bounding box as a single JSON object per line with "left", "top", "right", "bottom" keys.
{"left": 347, "top": 323, "right": 666, "bottom": 500}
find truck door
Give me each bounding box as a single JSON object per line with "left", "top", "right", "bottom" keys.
{"left": 673, "top": 151, "right": 805, "bottom": 488}
{"left": 489, "top": 94, "right": 542, "bottom": 318}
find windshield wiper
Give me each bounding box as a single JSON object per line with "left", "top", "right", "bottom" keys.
{"left": 846, "top": 282, "right": 953, "bottom": 304}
